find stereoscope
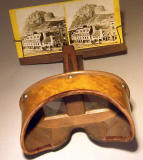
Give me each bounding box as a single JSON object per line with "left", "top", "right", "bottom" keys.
{"left": 19, "top": 45, "right": 135, "bottom": 155}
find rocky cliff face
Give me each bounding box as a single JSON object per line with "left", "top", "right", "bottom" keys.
{"left": 22, "top": 11, "right": 63, "bottom": 36}
{"left": 70, "top": 4, "right": 113, "bottom": 30}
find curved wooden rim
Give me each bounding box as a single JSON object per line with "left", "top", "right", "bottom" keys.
{"left": 20, "top": 70, "right": 130, "bottom": 104}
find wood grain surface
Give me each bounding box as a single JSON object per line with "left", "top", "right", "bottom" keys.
{"left": 20, "top": 70, "right": 135, "bottom": 155}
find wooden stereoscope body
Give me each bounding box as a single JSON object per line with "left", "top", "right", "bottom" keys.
{"left": 20, "top": 45, "right": 135, "bottom": 155}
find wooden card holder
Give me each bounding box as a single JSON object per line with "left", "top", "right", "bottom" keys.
{"left": 19, "top": 43, "right": 127, "bottom": 65}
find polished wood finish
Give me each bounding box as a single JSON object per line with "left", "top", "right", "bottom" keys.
{"left": 63, "top": 45, "right": 78, "bottom": 72}
{"left": 63, "top": 45, "right": 85, "bottom": 116}
{"left": 20, "top": 70, "right": 135, "bottom": 155}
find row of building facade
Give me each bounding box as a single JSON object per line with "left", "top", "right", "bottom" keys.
{"left": 69, "top": 14, "right": 117, "bottom": 44}
{"left": 22, "top": 15, "right": 117, "bottom": 51}
{"left": 69, "top": 26, "right": 117, "bottom": 44}
{"left": 22, "top": 18, "right": 68, "bottom": 51}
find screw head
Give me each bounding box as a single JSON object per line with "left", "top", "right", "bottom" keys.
{"left": 23, "top": 94, "right": 28, "bottom": 99}
{"left": 121, "top": 83, "right": 126, "bottom": 88}
{"left": 68, "top": 75, "right": 73, "bottom": 79}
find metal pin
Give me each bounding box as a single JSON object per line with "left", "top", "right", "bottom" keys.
{"left": 24, "top": 94, "right": 28, "bottom": 99}
{"left": 121, "top": 83, "right": 126, "bottom": 88}
{"left": 68, "top": 75, "right": 73, "bottom": 79}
